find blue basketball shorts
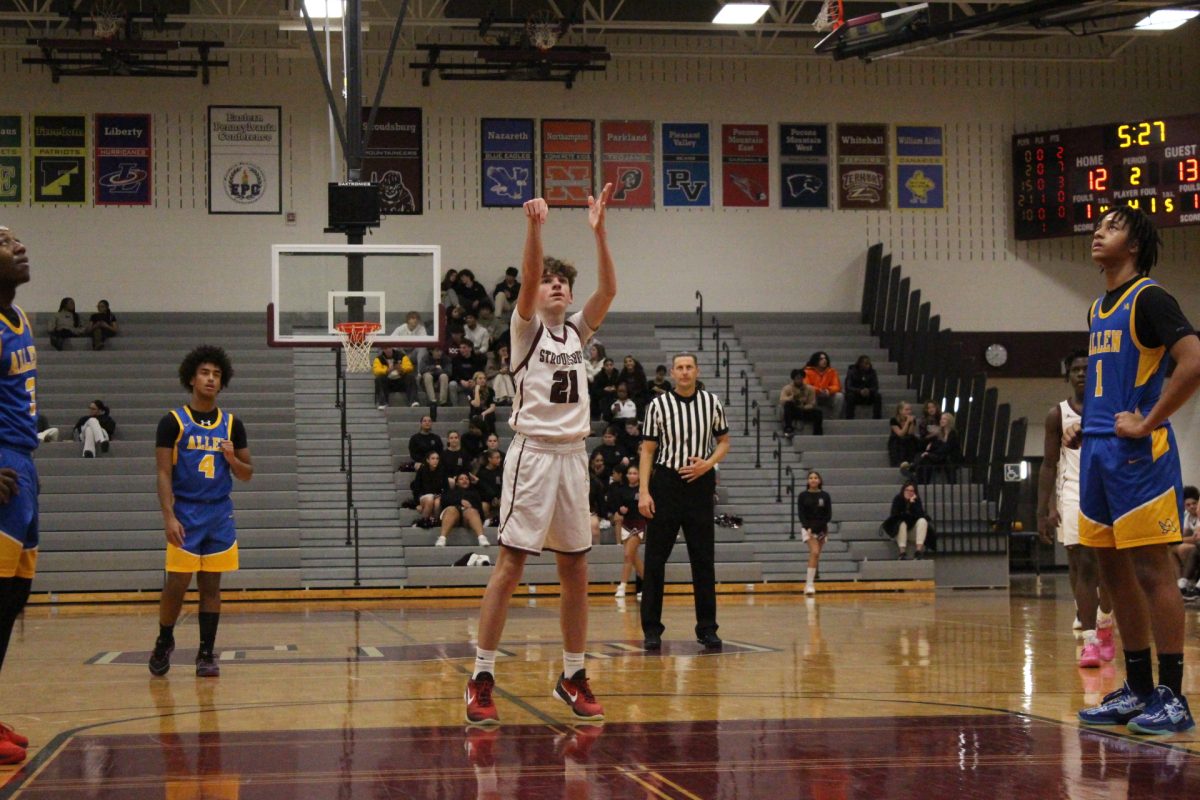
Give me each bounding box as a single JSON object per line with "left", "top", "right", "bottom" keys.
{"left": 1078, "top": 428, "right": 1183, "bottom": 550}
{"left": 166, "top": 496, "right": 239, "bottom": 572}
{"left": 0, "top": 448, "right": 37, "bottom": 579}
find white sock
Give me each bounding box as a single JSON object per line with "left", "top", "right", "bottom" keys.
{"left": 473, "top": 648, "right": 496, "bottom": 679}
{"left": 1083, "top": 629, "right": 1098, "bottom": 644}
{"left": 563, "top": 651, "right": 586, "bottom": 679}
{"left": 1180, "top": 577, "right": 1189, "bottom": 590}
{"left": 806, "top": 567, "right": 816, "bottom": 586}
{"left": 1097, "top": 610, "right": 1114, "bottom": 628}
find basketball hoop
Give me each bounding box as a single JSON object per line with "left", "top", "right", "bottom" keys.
{"left": 333, "top": 322, "right": 382, "bottom": 373}
{"left": 812, "top": 0, "right": 845, "bottom": 32}
{"left": 90, "top": 0, "right": 125, "bottom": 40}
{"left": 526, "top": 9, "right": 561, "bottom": 51}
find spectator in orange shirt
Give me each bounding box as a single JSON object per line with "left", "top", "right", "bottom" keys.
{"left": 804, "top": 351, "right": 844, "bottom": 418}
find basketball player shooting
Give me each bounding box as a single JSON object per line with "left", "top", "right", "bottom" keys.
{"left": 465, "top": 182, "right": 616, "bottom": 726}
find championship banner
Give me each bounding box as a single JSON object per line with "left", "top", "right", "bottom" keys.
{"left": 600, "top": 120, "right": 654, "bottom": 208}
{"left": 481, "top": 118, "right": 534, "bottom": 208}
{"left": 0, "top": 116, "right": 22, "bottom": 205}
{"left": 661, "top": 123, "right": 710, "bottom": 207}
{"left": 780, "top": 123, "right": 829, "bottom": 209}
{"left": 95, "top": 113, "right": 151, "bottom": 206}
{"left": 362, "top": 107, "right": 422, "bottom": 215}
{"left": 208, "top": 106, "right": 281, "bottom": 215}
{"left": 32, "top": 114, "right": 86, "bottom": 205}
{"left": 896, "top": 125, "right": 945, "bottom": 210}
{"left": 722, "top": 124, "right": 769, "bottom": 208}
{"left": 541, "top": 119, "right": 594, "bottom": 208}
{"left": 836, "top": 123, "right": 888, "bottom": 210}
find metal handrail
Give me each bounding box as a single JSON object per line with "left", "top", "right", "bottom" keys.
{"left": 785, "top": 465, "right": 796, "bottom": 540}
{"left": 772, "top": 432, "right": 783, "bottom": 503}
{"left": 751, "top": 400, "right": 761, "bottom": 469}
{"left": 739, "top": 369, "right": 749, "bottom": 436}
{"left": 712, "top": 315, "right": 720, "bottom": 375}
{"left": 344, "top": 432, "right": 354, "bottom": 545}
{"left": 352, "top": 506, "right": 361, "bottom": 586}
{"left": 721, "top": 342, "right": 731, "bottom": 398}
{"left": 695, "top": 290, "right": 704, "bottom": 351}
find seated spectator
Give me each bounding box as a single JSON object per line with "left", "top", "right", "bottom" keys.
{"left": 479, "top": 305, "right": 509, "bottom": 355}
{"left": 603, "top": 462, "right": 629, "bottom": 534}
{"left": 492, "top": 266, "right": 521, "bottom": 316}
{"left": 918, "top": 400, "right": 941, "bottom": 443}
{"left": 449, "top": 341, "right": 486, "bottom": 406}
{"left": 463, "top": 312, "right": 490, "bottom": 354}
{"left": 619, "top": 355, "right": 649, "bottom": 406}
{"left": 588, "top": 451, "right": 612, "bottom": 544}
{"left": 888, "top": 401, "right": 921, "bottom": 467}
{"left": 468, "top": 372, "right": 497, "bottom": 435}
{"left": 1174, "top": 485, "right": 1199, "bottom": 594}
{"left": 844, "top": 355, "right": 882, "bottom": 419}
{"left": 455, "top": 269, "right": 489, "bottom": 315}
{"left": 48, "top": 297, "right": 84, "bottom": 351}
{"left": 36, "top": 414, "right": 60, "bottom": 443}
{"left": 591, "top": 426, "right": 629, "bottom": 472}
{"left": 389, "top": 310, "right": 429, "bottom": 373}
{"left": 445, "top": 309, "right": 466, "bottom": 342}
{"left": 487, "top": 344, "right": 516, "bottom": 405}
{"left": 590, "top": 357, "right": 620, "bottom": 419}
{"left": 906, "top": 412, "right": 961, "bottom": 483}
{"left": 484, "top": 432, "right": 504, "bottom": 458}
{"left": 649, "top": 364, "right": 672, "bottom": 398}
{"left": 796, "top": 470, "right": 832, "bottom": 596}
{"left": 408, "top": 415, "right": 443, "bottom": 464}
{"left": 441, "top": 430, "right": 469, "bottom": 477}
{"left": 605, "top": 382, "right": 637, "bottom": 424}
{"left": 584, "top": 343, "right": 607, "bottom": 385}
{"left": 435, "top": 471, "right": 489, "bottom": 547}
{"left": 372, "top": 346, "right": 418, "bottom": 409}
{"left": 440, "top": 269, "right": 460, "bottom": 308}
{"left": 84, "top": 299, "right": 118, "bottom": 351}
{"left": 73, "top": 399, "right": 115, "bottom": 457}
{"left": 474, "top": 449, "right": 504, "bottom": 524}
{"left": 410, "top": 451, "right": 446, "bottom": 527}
{"left": 617, "top": 418, "right": 642, "bottom": 458}
{"left": 884, "top": 481, "right": 932, "bottom": 559}
{"left": 461, "top": 417, "right": 487, "bottom": 465}
{"left": 613, "top": 465, "right": 647, "bottom": 599}
{"left": 779, "top": 369, "right": 823, "bottom": 437}
{"left": 804, "top": 351, "right": 844, "bottom": 418}
{"left": 420, "top": 347, "right": 451, "bottom": 406}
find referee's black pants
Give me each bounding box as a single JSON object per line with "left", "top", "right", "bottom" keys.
{"left": 641, "top": 467, "right": 718, "bottom": 640}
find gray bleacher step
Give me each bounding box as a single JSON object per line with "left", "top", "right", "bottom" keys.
{"left": 40, "top": 474, "right": 297, "bottom": 495}
{"left": 41, "top": 491, "right": 299, "bottom": 513}
{"left": 39, "top": 547, "right": 301, "bottom": 572}
{"left": 858, "top": 559, "right": 935, "bottom": 580}
{"left": 40, "top": 509, "right": 299, "bottom": 529}
{"left": 36, "top": 438, "right": 296, "bottom": 457}
{"left": 34, "top": 569, "right": 305, "bottom": 593}
{"left": 403, "top": 562, "right": 763, "bottom": 587}
{"left": 42, "top": 529, "right": 300, "bottom": 551}
{"left": 34, "top": 455, "right": 298, "bottom": 475}
{"left": 850, "top": 541, "right": 898, "bottom": 560}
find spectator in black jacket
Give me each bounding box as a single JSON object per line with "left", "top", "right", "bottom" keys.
{"left": 461, "top": 417, "right": 487, "bottom": 466}
{"left": 884, "top": 481, "right": 932, "bottom": 559}
{"left": 906, "top": 411, "right": 961, "bottom": 484}
{"left": 441, "top": 430, "right": 468, "bottom": 477}
{"left": 590, "top": 358, "right": 621, "bottom": 420}
{"left": 796, "top": 470, "right": 832, "bottom": 595}
{"left": 449, "top": 341, "right": 487, "bottom": 406}
{"left": 616, "top": 418, "right": 642, "bottom": 459}
{"left": 455, "top": 269, "right": 490, "bottom": 315}
{"left": 410, "top": 451, "right": 446, "bottom": 526}
{"left": 436, "top": 471, "right": 489, "bottom": 547}
{"left": 492, "top": 266, "right": 521, "bottom": 315}
{"left": 408, "top": 415, "right": 443, "bottom": 464}
{"left": 888, "top": 401, "right": 921, "bottom": 467}
{"left": 844, "top": 355, "right": 882, "bottom": 419}
{"left": 591, "top": 426, "right": 629, "bottom": 472}
{"left": 474, "top": 450, "right": 504, "bottom": 524}
{"left": 588, "top": 451, "right": 611, "bottom": 544}
{"left": 73, "top": 398, "right": 115, "bottom": 458}
{"left": 421, "top": 346, "right": 451, "bottom": 407}
{"left": 85, "top": 299, "right": 119, "bottom": 351}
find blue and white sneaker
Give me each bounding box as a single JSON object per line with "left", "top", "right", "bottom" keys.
{"left": 1126, "top": 686, "right": 1195, "bottom": 735}
{"left": 1078, "top": 681, "right": 1149, "bottom": 726}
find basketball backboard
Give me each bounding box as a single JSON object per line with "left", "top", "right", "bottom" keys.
{"left": 268, "top": 244, "right": 441, "bottom": 347}
{"left": 814, "top": 3, "right": 930, "bottom": 57}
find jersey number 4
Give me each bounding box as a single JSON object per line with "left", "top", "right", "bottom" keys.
{"left": 550, "top": 370, "right": 580, "bottom": 404}
{"left": 198, "top": 454, "right": 216, "bottom": 479}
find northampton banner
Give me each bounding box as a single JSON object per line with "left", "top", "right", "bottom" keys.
{"left": 836, "top": 123, "right": 889, "bottom": 210}
{"left": 779, "top": 123, "right": 830, "bottom": 209}
{"left": 722, "top": 124, "right": 769, "bottom": 208}
{"left": 95, "top": 113, "right": 151, "bottom": 206}
{"left": 481, "top": 118, "right": 534, "bottom": 208}
{"left": 0, "top": 115, "right": 21, "bottom": 205}
{"left": 600, "top": 120, "right": 654, "bottom": 208}
{"left": 362, "top": 107, "right": 422, "bottom": 215}
{"left": 661, "top": 123, "right": 710, "bottom": 207}
{"left": 541, "top": 119, "right": 594, "bottom": 208}
{"left": 896, "top": 125, "right": 945, "bottom": 210}
{"left": 32, "top": 114, "right": 86, "bottom": 205}
{"left": 208, "top": 106, "right": 281, "bottom": 214}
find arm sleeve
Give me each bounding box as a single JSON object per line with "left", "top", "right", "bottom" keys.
{"left": 155, "top": 413, "right": 181, "bottom": 448}
{"left": 796, "top": 494, "right": 811, "bottom": 526}
{"left": 1133, "top": 286, "right": 1196, "bottom": 351}
{"left": 231, "top": 418, "right": 248, "bottom": 449}
{"left": 712, "top": 396, "right": 729, "bottom": 438}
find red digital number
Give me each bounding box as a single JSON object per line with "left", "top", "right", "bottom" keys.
{"left": 1089, "top": 168, "right": 1108, "bottom": 191}
{"left": 1180, "top": 158, "right": 1199, "bottom": 183}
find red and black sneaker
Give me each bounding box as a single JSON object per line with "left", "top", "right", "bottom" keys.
{"left": 0, "top": 739, "right": 25, "bottom": 765}
{"left": 553, "top": 671, "right": 604, "bottom": 722}
{"left": 465, "top": 672, "right": 500, "bottom": 726}
{"left": 0, "top": 722, "right": 28, "bottom": 749}
{"left": 464, "top": 726, "right": 499, "bottom": 767}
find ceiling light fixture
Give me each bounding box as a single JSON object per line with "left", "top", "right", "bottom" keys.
{"left": 1134, "top": 8, "right": 1198, "bottom": 29}
{"left": 713, "top": 3, "right": 770, "bottom": 25}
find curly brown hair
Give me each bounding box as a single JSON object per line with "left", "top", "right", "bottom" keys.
{"left": 178, "top": 345, "right": 233, "bottom": 390}
{"left": 543, "top": 256, "right": 577, "bottom": 292}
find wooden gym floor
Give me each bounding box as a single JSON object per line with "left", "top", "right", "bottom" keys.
{"left": 1, "top": 575, "right": 1199, "bottom": 798}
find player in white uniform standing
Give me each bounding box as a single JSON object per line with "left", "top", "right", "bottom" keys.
{"left": 1037, "top": 351, "right": 1115, "bottom": 667}
{"left": 465, "top": 183, "right": 616, "bottom": 726}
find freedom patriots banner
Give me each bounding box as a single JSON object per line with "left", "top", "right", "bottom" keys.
{"left": 600, "top": 120, "right": 654, "bottom": 208}
{"left": 836, "top": 123, "right": 889, "bottom": 210}
{"left": 362, "top": 107, "right": 423, "bottom": 216}
{"left": 721, "top": 124, "right": 769, "bottom": 208}
{"left": 661, "top": 123, "right": 710, "bottom": 207}
{"left": 481, "top": 118, "right": 534, "bottom": 208}
{"left": 541, "top": 119, "right": 594, "bottom": 208}
{"left": 896, "top": 125, "right": 945, "bottom": 210}
{"left": 32, "top": 114, "right": 87, "bottom": 205}
{"left": 95, "top": 113, "right": 151, "bottom": 206}
{"left": 0, "top": 116, "right": 22, "bottom": 205}
{"left": 208, "top": 106, "right": 281, "bottom": 215}
{"left": 779, "top": 124, "right": 830, "bottom": 209}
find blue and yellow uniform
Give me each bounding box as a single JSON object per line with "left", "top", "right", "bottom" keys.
{"left": 1079, "top": 277, "right": 1184, "bottom": 549}
{"left": 165, "top": 406, "right": 239, "bottom": 572}
{"left": 0, "top": 305, "right": 38, "bottom": 580}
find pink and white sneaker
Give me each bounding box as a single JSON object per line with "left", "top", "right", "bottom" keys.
{"left": 1096, "top": 625, "right": 1116, "bottom": 662}
{"left": 1079, "top": 637, "right": 1102, "bottom": 669}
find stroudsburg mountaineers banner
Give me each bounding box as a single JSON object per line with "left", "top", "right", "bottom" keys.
{"left": 32, "top": 115, "right": 87, "bottom": 205}
{"left": 208, "top": 106, "right": 281, "bottom": 215}
{"left": 362, "top": 107, "right": 423, "bottom": 215}
{"left": 599, "top": 120, "right": 654, "bottom": 208}
{"left": 541, "top": 120, "right": 594, "bottom": 208}
{"left": 0, "top": 115, "right": 22, "bottom": 205}
{"left": 95, "top": 113, "right": 151, "bottom": 206}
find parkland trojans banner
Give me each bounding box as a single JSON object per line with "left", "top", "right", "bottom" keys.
{"left": 481, "top": 118, "right": 534, "bottom": 207}
{"left": 95, "top": 113, "right": 151, "bottom": 206}
{"left": 661, "top": 123, "right": 710, "bottom": 207}
{"left": 0, "top": 116, "right": 22, "bottom": 205}
{"left": 895, "top": 125, "right": 945, "bottom": 210}
{"left": 600, "top": 120, "right": 654, "bottom": 208}
{"left": 779, "top": 124, "right": 830, "bottom": 209}
{"left": 208, "top": 106, "right": 281, "bottom": 214}
{"left": 837, "top": 123, "right": 889, "bottom": 210}
{"left": 32, "top": 114, "right": 87, "bottom": 205}
{"left": 541, "top": 119, "right": 594, "bottom": 208}
{"left": 722, "top": 124, "right": 769, "bottom": 208}
{"left": 362, "top": 107, "right": 422, "bottom": 215}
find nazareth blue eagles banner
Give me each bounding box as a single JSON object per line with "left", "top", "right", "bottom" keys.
{"left": 661, "top": 123, "right": 710, "bottom": 207}
{"left": 481, "top": 118, "right": 534, "bottom": 207}
{"left": 780, "top": 123, "right": 829, "bottom": 209}
{"left": 95, "top": 113, "right": 151, "bottom": 206}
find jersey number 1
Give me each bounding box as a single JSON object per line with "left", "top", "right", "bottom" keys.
{"left": 550, "top": 370, "right": 580, "bottom": 404}
{"left": 1094, "top": 360, "right": 1103, "bottom": 398}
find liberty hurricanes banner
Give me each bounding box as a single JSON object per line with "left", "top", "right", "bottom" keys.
{"left": 0, "top": 116, "right": 21, "bottom": 205}
{"left": 481, "top": 118, "right": 534, "bottom": 208}
{"left": 95, "top": 113, "right": 151, "bottom": 206}
{"left": 32, "top": 115, "right": 87, "bottom": 205}
{"left": 836, "top": 123, "right": 889, "bottom": 210}
{"left": 722, "top": 124, "right": 769, "bottom": 208}
{"left": 661, "top": 123, "right": 710, "bottom": 207}
{"left": 208, "top": 106, "right": 281, "bottom": 214}
{"left": 780, "top": 124, "right": 830, "bottom": 209}
{"left": 600, "top": 120, "right": 654, "bottom": 208}
{"left": 362, "top": 107, "right": 423, "bottom": 215}
{"left": 896, "top": 125, "right": 945, "bottom": 209}
{"left": 541, "top": 120, "right": 594, "bottom": 208}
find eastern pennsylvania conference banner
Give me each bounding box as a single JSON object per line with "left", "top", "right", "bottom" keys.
{"left": 722, "top": 124, "right": 769, "bottom": 208}
{"left": 541, "top": 119, "right": 594, "bottom": 208}
{"left": 481, "top": 118, "right": 534, "bottom": 208}
{"left": 0, "top": 116, "right": 22, "bottom": 205}
{"left": 95, "top": 113, "right": 151, "bottom": 206}
{"left": 661, "top": 123, "right": 710, "bottom": 207}
{"left": 895, "top": 125, "right": 945, "bottom": 210}
{"left": 208, "top": 106, "right": 281, "bottom": 215}
{"left": 837, "top": 123, "right": 888, "bottom": 210}
{"left": 600, "top": 120, "right": 654, "bottom": 208}
{"left": 362, "top": 107, "right": 422, "bottom": 215}
{"left": 32, "top": 114, "right": 86, "bottom": 205}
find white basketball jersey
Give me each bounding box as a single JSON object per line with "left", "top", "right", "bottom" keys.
{"left": 1057, "top": 399, "right": 1081, "bottom": 492}
{"left": 508, "top": 308, "right": 595, "bottom": 442}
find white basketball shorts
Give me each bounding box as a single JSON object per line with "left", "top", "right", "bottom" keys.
{"left": 1058, "top": 485, "right": 1080, "bottom": 547}
{"left": 498, "top": 434, "right": 591, "bottom": 554}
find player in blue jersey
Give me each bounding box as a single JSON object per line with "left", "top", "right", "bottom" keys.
{"left": 0, "top": 227, "right": 37, "bottom": 764}
{"left": 149, "top": 346, "right": 253, "bottom": 678}
{"left": 1072, "top": 207, "right": 1200, "bottom": 735}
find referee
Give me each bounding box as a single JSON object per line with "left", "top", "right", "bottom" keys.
{"left": 638, "top": 352, "right": 731, "bottom": 651}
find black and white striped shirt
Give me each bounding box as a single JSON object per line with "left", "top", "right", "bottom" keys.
{"left": 643, "top": 389, "right": 729, "bottom": 471}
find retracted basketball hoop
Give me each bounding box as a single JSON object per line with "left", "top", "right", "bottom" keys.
{"left": 526, "top": 9, "right": 561, "bottom": 51}
{"left": 333, "top": 321, "right": 382, "bottom": 373}
{"left": 812, "top": 0, "right": 845, "bottom": 33}
{"left": 90, "top": 0, "right": 125, "bottom": 40}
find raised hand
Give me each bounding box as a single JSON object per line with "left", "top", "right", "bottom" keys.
{"left": 524, "top": 197, "right": 548, "bottom": 225}
{"left": 588, "top": 183, "right": 613, "bottom": 232}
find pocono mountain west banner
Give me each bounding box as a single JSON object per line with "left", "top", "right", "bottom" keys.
{"left": 722, "top": 124, "right": 769, "bottom": 208}
{"left": 481, "top": 118, "right": 534, "bottom": 208}
{"left": 32, "top": 114, "right": 87, "bottom": 205}
{"left": 95, "top": 113, "right": 151, "bottom": 206}
{"left": 599, "top": 120, "right": 654, "bottom": 208}
{"left": 0, "top": 116, "right": 22, "bottom": 205}
{"left": 896, "top": 125, "right": 945, "bottom": 210}
{"left": 661, "top": 123, "right": 710, "bottom": 207}
{"left": 780, "top": 124, "right": 830, "bottom": 209}
{"left": 362, "top": 107, "right": 423, "bottom": 215}
{"left": 541, "top": 119, "right": 594, "bottom": 208}
{"left": 208, "top": 106, "right": 281, "bottom": 215}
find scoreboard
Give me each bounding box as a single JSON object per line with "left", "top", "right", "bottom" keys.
{"left": 1013, "top": 113, "right": 1200, "bottom": 240}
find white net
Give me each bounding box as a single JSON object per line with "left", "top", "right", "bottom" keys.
{"left": 526, "top": 9, "right": 561, "bottom": 50}
{"left": 91, "top": 0, "right": 124, "bottom": 39}
{"left": 812, "top": 0, "right": 844, "bottom": 32}
{"left": 334, "top": 323, "right": 381, "bottom": 373}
